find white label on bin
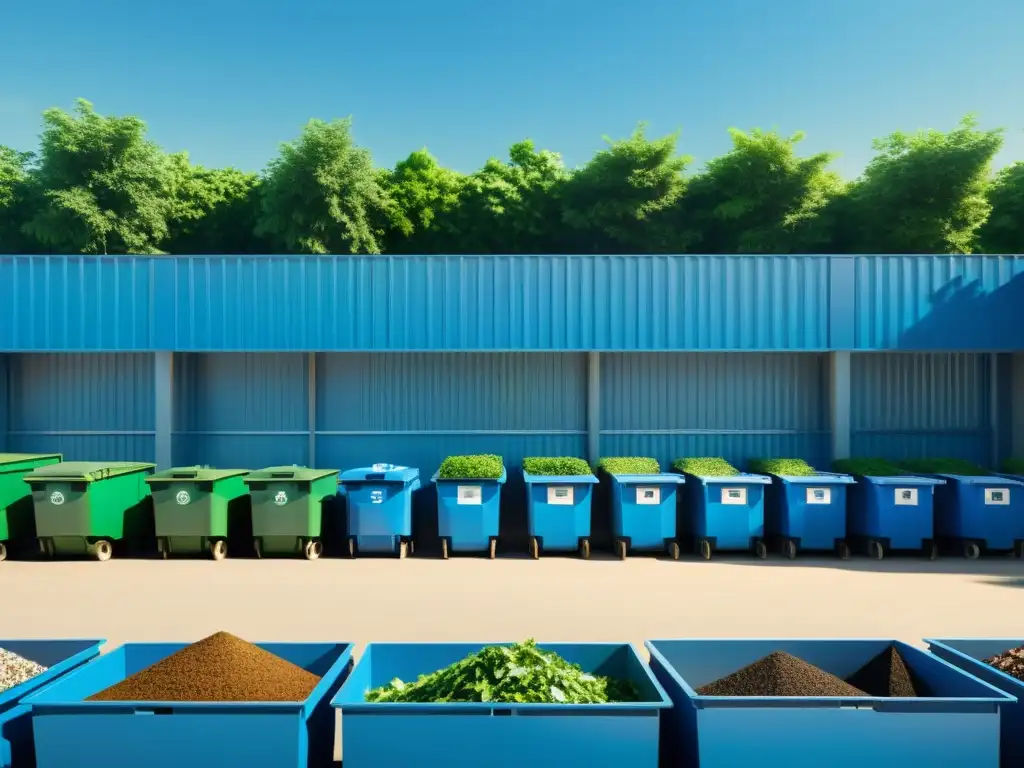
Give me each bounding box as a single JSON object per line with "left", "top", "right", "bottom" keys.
{"left": 547, "top": 486, "right": 574, "bottom": 505}
{"left": 273, "top": 491, "right": 289, "bottom": 506}
{"left": 175, "top": 490, "right": 191, "bottom": 506}
{"left": 49, "top": 491, "right": 65, "bottom": 506}
{"left": 636, "top": 487, "right": 661, "bottom": 505}
{"left": 721, "top": 487, "right": 747, "bottom": 505}
{"left": 370, "top": 489, "right": 384, "bottom": 504}
{"left": 457, "top": 485, "right": 482, "bottom": 505}
{"left": 806, "top": 487, "right": 831, "bottom": 505}
{"left": 985, "top": 488, "right": 1010, "bottom": 506}
{"left": 894, "top": 488, "right": 918, "bottom": 506}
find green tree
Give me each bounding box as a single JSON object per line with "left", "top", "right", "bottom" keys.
{"left": 0, "top": 146, "right": 41, "bottom": 253}
{"left": 977, "top": 162, "right": 1024, "bottom": 254}
{"left": 24, "top": 99, "right": 173, "bottom": 254}
{"left": 844, "top": 116, "right": 1003, "bottom": 254}
{"left": 256, "top": 118, "right": 395, "bottom": 254}
{"left": 382, "top": 149, "right": 466, "bottom": 253}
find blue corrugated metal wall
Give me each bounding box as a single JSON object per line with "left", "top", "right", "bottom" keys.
{"left": 4, "top": 353, "right": 154, "bottom": 461}
{"left": 600, "top": 353, "right": 829, "bottom": 468}
{"left": 850, "top": 353, "right": 993, "bottom": 464}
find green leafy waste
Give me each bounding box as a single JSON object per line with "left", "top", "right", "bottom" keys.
{"left": 747, "top": 458, "right": 817, "bottom": 476}
{"left": 597, "top": 457, "right": 660, "bottom": 475}
{"left": 831, "top": 458, "right": 905, "bottom": 477}
{"left": 437, "top": 454, "right": 504, "bottom": 480}
{"left": 522, "top": 457, "right": 592, "bottom": 476}
{"left": 897, "top": 458, "right": 989, "bottom": 476}
{"left": 1003, "top": 458, "right": 1024, "bottom": 476}
{"left": 364, "top": 639, "right": 641, "bottom": 704}
{"left": 672, "top": 457, "right": 739, "bottom": 477}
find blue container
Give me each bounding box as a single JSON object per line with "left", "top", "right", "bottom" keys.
{"left": 332, "top": 641, "right": 671, "bottom": 768}
{"left": 927, "top": 638, "right": 1024, "bottom": 768}
{"left": 607, "top": 472, "right": 686, "bottom": 559}
{"left": 647, "top": 638, "right": 1013, "bottom": 768}
{"left": 432, "top": 469, "right": 506, "bottom": 558}
{"left": 24, "top": 640, "right": 353, "bottom": 768}
{"left": 523, "top": 471, "right": 598, "bottom": 558}
{"left": 340, "top": 464, "right": 420, "bottom": 557}
{"left": 0, "top": 639, "right": 103, "bottom": 768}
{"left": 924, "top": 474, "right": 1024, "bottom": 557}
{"left": 846, "top": 474, "right": 946, "bottom": 558}
{"left": 764, "top": 471, "right": 855, "bottom": 558}
{"left": 679, "top": 472, "right": 772, "bottom": 559}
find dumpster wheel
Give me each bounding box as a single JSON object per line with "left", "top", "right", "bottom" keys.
{"left": 347, "top": 538, "right": 356, "bottom": 559}
{"left": 488, "top": 539, "right": 497, "bottom": 560}
{"left": 579, "top": 538, "right": 591, "bottom": 560}
{"left": 254, "top": 539, "right": 263, "bottom": 559}
{"left": 868, "top": 540, "right": 884, "bottom": 560}
{"left": 529, "top": 537, "right": 540, "bottom": 560}
{"left": 210, "top": 540, "right": 228, "bottom": 561}
{"left": 305, "top": 539, "right": 323, "bottom": 561}
{"left": 754, "top": 540, "right": 768, "bottom": 560}
{"left": 963, "top": 541, "right": 980, "bottom": 560}
{"left": 699, "top": 539, "right": 712, "bottom": 560}
{"left": 782, "top": 540, "right": 797, "bottom": 560}
{"left": 0, "top": 542, "right": 6, "bottom": 562}
{"left": 93, "top": 540, "right": 113, "bottom": 562}
{"left": 927, "top": 541, "right": 939, "bottom": 561}
{"left": 398, "top": 541, "right": 409, "bottom": 559}
{"left": 441, "top": 539, "right": 449, "bottom": 560}
{"left": 668, "top": 541, "right": 680, "bottom": 561}
{"left": 837, "top": 541, "right": 851, "bottom": 560}
{"left": 616, "top": 540, "right": 627, "bottom": 560}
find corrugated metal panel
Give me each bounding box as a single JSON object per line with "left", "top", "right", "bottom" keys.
{"left": 5, "top": 353, "right": 154, "bottom": 461}
{"left": 852, "top": 255, "right": 1024, "bottom": 350}
{"left": 1013, "top": 354, "right": 1024, "bottom": 460}
{"left": 600, "top": 353, "right": 829, "bottom": 468}
{"left": 173, "top": 353, "right": 309, "bottom": 468}
{"left": 850, "top": 352, "right": 992, "bottom": 464}
{"left": 0, "top": 355, "right": 8, "bottom": 451}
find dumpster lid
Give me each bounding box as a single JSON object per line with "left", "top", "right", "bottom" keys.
{"left": 522, "top": 470, "right": 597, "bottom": 485}
{"left": 858, "top": 474, "right": 947, "bottom": 486}
{"left": 605, "top": 472, "right": 681, "bottom": 485}
{"left": 146, "top": 466, "right": 249, "bottom": 484}
{"left": 24, "top": 461, "right": 155, "bottom": 483}
{"left": 0, "top": 453, "right": 63, "bottom": 468}
{"left": 244, "top": 465, "right": 338, "bottom": 483}
{"left": 340, "top": 464, "right": 420, "bottom": 484}
{"left": 777, "top": 472, "right": 855, "bottom": 486}
{"left": 688, "top": 472, "right": 772, "bottom": 486}
{"left": 916, "top": 473, "right": 1024, "bottom": 487}
{"left": 431, "top": 468, "right": 508, "bottom": 484}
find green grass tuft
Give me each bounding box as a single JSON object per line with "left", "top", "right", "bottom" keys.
{"left": 672, "top": 457, "right": 739, "bottom": 477}
{"left": 522, "top": 457, "right": 592, "bottom": 476}
{"left": 437, "top": 454, "right": 505, "bottom": 480}
{"left": 747, "top": 458, "right": 817, "bottom": 476}
{"left": 831, "top": 458, "right": 905, "bottom": 477}
{"left": 1002, "top": 458, "right": 1024, "bottom": 475}
{"left": 896, "top": 458, "right": 989, "bottom": 476}
{"left": 597, "top": 457, "right": 660, "bottom": 475}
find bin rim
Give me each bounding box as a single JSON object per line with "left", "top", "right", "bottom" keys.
{"left": 23, "top": 461, "right": 155, "bottom": 483}
{"left": 926, "top": 637, "right": 1024, "bottom": 693}
{"left": 0, "top": 452, "right": 63, "bottom": 467}
{"left": 606, "top": 472, "right": 684, "bottom": 485}
{"left": 331, "top": 640, "right": 671, "bottom": 713}
{"left": 645, "top": 638, "right": 1016, "bottom": 709}
{"left": 996, "top": 472, "right": 1024, "bottom": 483}
{"left": 776, "top": 471, "right": 855, "bottom": 485}
{"left": 853, "top": 474, "right": 947, "bottom": 486}
{"left": 522, "top": 470, "right": 598, "bottom": 485}
{"left": 0, "top": 638, "right": 105, "bottom": 709}
{"left": 146, "top": 467, "right": 250, "bottom": 484}
{"left": 909, "top": 473, "right": 1024, "bottom": 487}
{"left": 243, "top": 466, "right": 339, "bottom": 483}
{"left": 683, "top": 471, "right": 772, "bottom": 486}
{"left": 431, "top": 468, "right": 508, "bottom": 485}
{"left": 340, "top": 465, "right": 421, "bottom": 484}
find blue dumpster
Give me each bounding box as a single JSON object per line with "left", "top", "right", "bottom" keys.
{"left": 762, "top": 471, "right": 855, "bottom": 559}
{"left": 647, "top": 638, "right": 1012, "bottom": 768}
{"left": 678, "top": 469, "right": 771, "bottom": 559}
{"left": 340, "top": 464, "right": 420, "bottom": 558}
{"left": 606, "top": 472, "right": 685, "bottom": 560}
{"left": 332, "top": 641, "right": 671, "bottom": 768}
{"left": 923, "top": 473, "right": 1024, "bottom": 558}
{"left": 927, "top": 638, "right": 1024, "bottom": 768}
{"left": 523, "top": 470, "right": 598, "bottom": 559}
{"left": 0, "top": 638, "right": 103, "bottom": 768}
{"left": 845, "top": 473, "right": 946, "bottom": 559}
{"left": 24, "top": 640, "right": 353, "bottom": 768}
{"left": 432, "top": 468, "right": 506, "bottom": 559}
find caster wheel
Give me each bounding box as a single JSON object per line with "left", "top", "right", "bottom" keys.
{"left": 927, "top": 542, "right": 939, "bottom": 561}
{"left": 616, "top": 540, "right": 627, "bottom": 560}
{"left": 699, "top": 539, "right": 712, "bottom": 560}
{"left": 398, "top": 541, "right": 409, "bottom": 559}
{"left": 254, "top": 539, "right": 263, "bottom": 559}
{"left": 304, "top": 540, "right": 323, "bottom": 561}
{"left": 347, "top": 538, "right": 356, "bottom": 559}
{"left": 409, "top": 540, "right": 416, "bottom": 556}
{"left": 668, "top": 541, "right": 680, "bottom": 560}
{"left": 210, "top": 540, "right": 228, "bottom": 561}
{"left": 755, "top": 540, "right": 768, "bottom": 560}
{"left": 869, "top": 540, "right": 884, "bottom": 560}
{"left": 964, "top": 541, "right": 980, "bottom": 560}
{"left": 0, "top": 542, "right": 6, "bottom": 562}
{"left": 441, "top": 539, "right": 449, "bottom": 560}
{"left": 94, "top": 540, "right": 113, "bottom": 562}
{"left": 529, "top": 537, "right": 539, "bottom": 560}
{"left": 782, "top": 540, "right": 797, "bottom": 560}
{"left": 579, "top": 539, "right": 591, "bottom": 560}
{"left": 1016, "top": 542, "right": 1024, "bottom": 559}
{"left": 837, "top": 542, "right": 851, "bottom": 560}
{"left": 488, "top": 539, "right": 497, "bottom": 560}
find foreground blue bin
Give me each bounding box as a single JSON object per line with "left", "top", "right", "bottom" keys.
{"left": 332, "top": 641, "right": 671, "bottom": 768}
{"left": 764, "top": 472, "right": 855, "bottom": 558}
{"left": 647, "top": 638, "right": 1012, "bottom": 768}
{"left": 0, "top": 639, "right": 103, "bottom": 768}
{"left": 607, "top": 472, "right": 685, "bottom": 560}
{"left": 680, "top": 472, "right": 771, "bottom": 559}
{"left": 925, "top": 474, "right": 1024, "bottom": 557}
{"left": 927, "top": 638, "right": 1024, "bottom": 768}
{"left": 846, "top": 474, "right": 946, "bottom": 558}
{"left": 523, "top": 470, "right": 598, "bottom": 558}
{"left": 340, "top": 464, "right": 420, "bottom": 558}
{"left": 432, "top": 469, "right": 506, "bottom": 559}
{"left": 24, "top": 640, "right": 353, "bottom": 768}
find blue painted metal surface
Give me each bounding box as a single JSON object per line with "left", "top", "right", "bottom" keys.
{"left": 0, "top": 638, "right": 103, "bottom": 768}
{"left": 927, "top": 473, "right": 1024, "bottom": 552}
{"left": 606, "top": 472, "right": 685, "bottom": 554}
{"left": 432, "top": 469, "right": 506, "bottom": 555}
{"left": 846, "top": 474, "right": 945, "bottom": 553}
{"left": 647, "top": 638, "right": 1011, "bottom": 768}
{"left": 25, "top": 640, "right": 353, "bottom": 768}
{"left": 927, "top": 638, "right": 1024, "bottom": 768}
{"left": 332, "top": 641, "right": 671, "bottom": 768}
{"left": 679, "top": 472, "right": 772, "bottom": 555}
{"left": 523, "top": 470, "right": 598, "bottom": 554}
{"left": 0, "top": 356, "right": 8, "bottom": 453}
{"left": 340, "top": 464, "right": 420, "bottom": 554}
{"left": 763, "top": 472, "right": 855, "bottom": 554}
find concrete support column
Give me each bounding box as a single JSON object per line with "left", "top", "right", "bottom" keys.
{"left": 154, "top": 351, "right": 174, "bottom": 469}
{"left": 829, "top": 351, "right": 852, "bottom": 463}
{"left": 308, "top": 352, "right": 317, "bottom": 468}
{"left": 587, "top": 352, "right": 601, "bottom": 466}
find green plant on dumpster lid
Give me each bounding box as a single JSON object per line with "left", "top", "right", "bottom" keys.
{"left": 896, "top": 458, "right": 989, "bottom": 476}
{"left": 522, "top": 457, "right": 592, "bottom": 476}
{"left": 831, "top": 458, "right": 905, "bottom": 477}
{"left": 597, "top": 457, "right": 660, "bottom": 475}
{"left": 1002, "top": 458, "right": 1024, "bottom": 476}
{"left": 364, "top": 639, "right": 640, "bottom": 704}
{"left": 672, "top": 457, "right": 739, "bottom": 477}
{"left": 437, "top": 455, "right": 504, "bottom": 480}
{"left": 747, "top": 458, "right": 817, "bottom": 477}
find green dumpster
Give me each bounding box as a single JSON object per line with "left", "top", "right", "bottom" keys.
{"left": 146, "top": 466, "right": 250, "bottom": 560}
{"left": 25, "top": 461, "right": 156, "bottom": 561}
{"left": 244, "top": 465, "right": 338, "bottom": 560}
{"left": 0, "top": 453, "right": 63, "bottom": 561}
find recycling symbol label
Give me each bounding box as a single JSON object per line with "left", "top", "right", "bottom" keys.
{"left": 273, "top": 491, "right": 288, "bottom": 506}
{"left": 175, "top": 490, "right": 191, "bottom": 505}
{"left": 50, "top": 491, "right": 65, "bottom": 506}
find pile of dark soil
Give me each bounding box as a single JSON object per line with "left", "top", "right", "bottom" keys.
{"left": 984, "top": 644, "right": 1024, "bottom": 681}
{"left": 846, "top": 645, "right": 922, "bottom": 697}
{"left": 87, "top": 631, "right": 321, "bottom": 702}
{"left": 696, "top": 651, "right": 867, "bottom": 697}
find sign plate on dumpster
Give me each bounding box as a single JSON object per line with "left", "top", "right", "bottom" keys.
{"left": 49, "top": 491, "right": 65, "bottom": 506}
{"left": 721, "top": 488, "right": 747, "bottom": 505}
{"left": 370, "top": 490, "right": 384, "bottom": 504}
{"left": 547, "top": 486, "right": 574, "bottom": 505}
{"left": 273, "top": 491, "right": 289, "bottom": 506}
{"left": 636, "top": 487, "right": 661, "bottom": 505}
{"left": 806, "top": 487, "right": 831, "bottom": 505}
{"left": 457, "top": 485, "right": 482, "bottom": 505}
{"left": 175, "top": 490, "right": 191, "bottom": 505}
{"left": 894, "top": 488, "right": 918, "bottom": 506}
{"left": 985, "top": 488, "right": 1010, "bottom": 505}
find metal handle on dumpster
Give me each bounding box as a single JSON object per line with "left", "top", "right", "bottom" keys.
{"left": 270, "top": 472, "right": 294, "bottom": 479}
{"left": 366, "top": 473, "right": 385, "bottom": 481}
{"left": 172, "top": 472, "right": 198, "bottom": 479}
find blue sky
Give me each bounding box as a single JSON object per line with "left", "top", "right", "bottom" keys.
{"left": 2, "top": 0, "right": 1022, "bottom": 179}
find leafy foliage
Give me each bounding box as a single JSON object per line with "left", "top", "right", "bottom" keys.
{"left": 831, "top": 458, "right": 905, "bottom": 477}
{"left": 896, "top": 458, "right": 989, "bottom": 476}
{"left": 0, "top": 146, "right": 39, "bottom": 254}
{"left": 364, "top": 639, "right": 640, "bottom": 704}
{"left": 597, "top": 457, "right": 661, "bottom": 475}
{"left": 978, "top": 163, "right": 1024, "bottom": 254}
{"left": 673, "top": 457, "right": 739, "bottom": 477}
{"left": 747, "top": 458, "right": 817, "bottom": 476}
{"left": 522, "top": 457, "right": 592, "bottom": 476}
{"left": 437, "top": 454, "right": 505, "bottom": 480}
{"left": 1001, "top": 458, "right": 1024, "bottom": 475}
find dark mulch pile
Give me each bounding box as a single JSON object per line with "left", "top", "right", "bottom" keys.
{"left": 696, "top": 651, "right": 867, "bottom": 697}
{"left": 984, "top": 644, "right": 1024, "bottom": 681}
{"left": 846, "top": 645, "right": 922, "bottom": 697}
